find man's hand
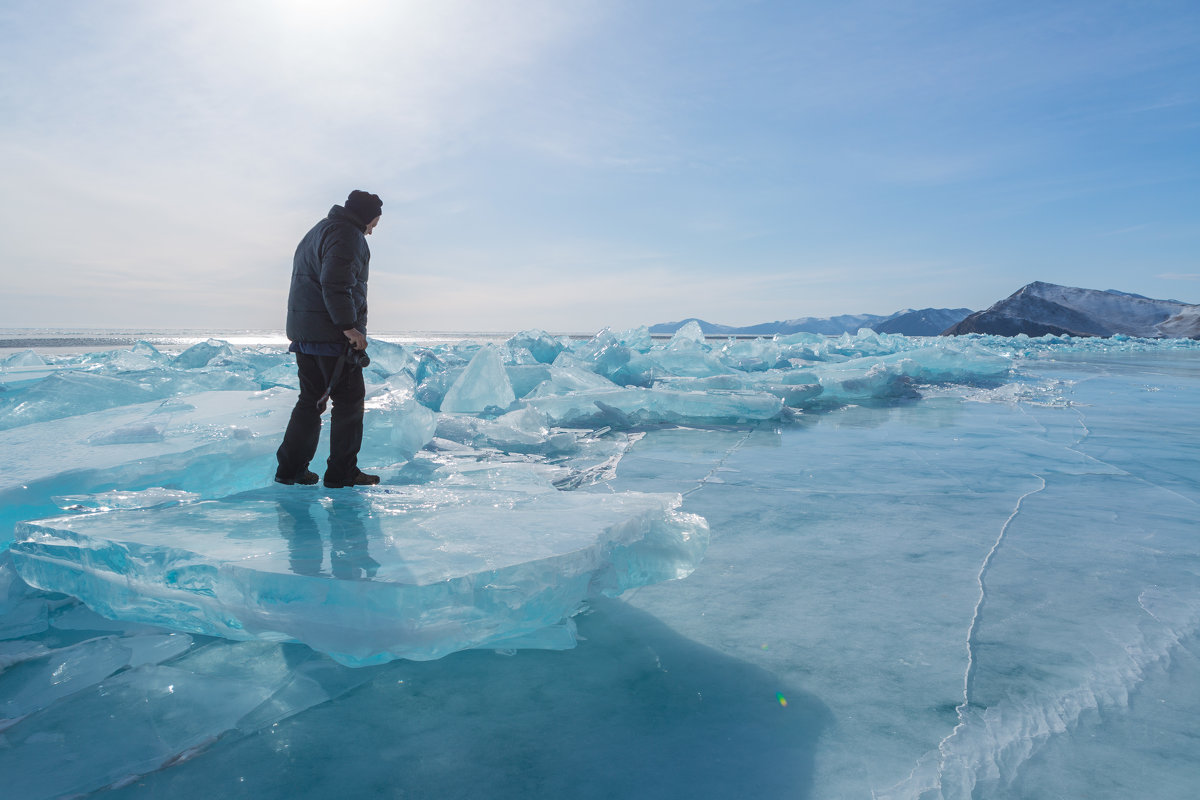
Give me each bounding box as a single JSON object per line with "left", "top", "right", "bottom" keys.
{"left": 343, "top": 329, "right": 367, "bottom": 351}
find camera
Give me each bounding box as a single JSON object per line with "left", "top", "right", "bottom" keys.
{"left": 343, "top": 347, "right": 371, "bottom": 369}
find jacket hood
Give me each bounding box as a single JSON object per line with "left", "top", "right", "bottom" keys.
{"left": 328, "top": 204, "right": 369, "bottom": 232}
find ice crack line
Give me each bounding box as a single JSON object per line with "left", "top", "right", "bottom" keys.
{"left": 1059, "top": 405, "right": 1117, "bottom": 473}
{"left": 1063, "top": 401, "right": 1198, "bottom": 507}
{"left": 682, "top": 426, "right": 758, "bottom": 497}
{"left": 939, "top": 474, "right": 1047, "bottom": 758}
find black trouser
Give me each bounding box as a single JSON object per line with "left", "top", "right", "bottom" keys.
{"left": 275, "top": 352, "right": 365, "bottom": 483}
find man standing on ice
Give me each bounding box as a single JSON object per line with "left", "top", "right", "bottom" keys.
{"left": 275, "top": 190, "right": 383, "bottom": 489}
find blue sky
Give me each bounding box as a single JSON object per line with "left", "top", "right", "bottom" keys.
{"left": 2, "top": 0, "right": 1198, "bottom": 333}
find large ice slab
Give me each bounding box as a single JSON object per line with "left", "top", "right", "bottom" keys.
{"left": 10, "top": 465, "right": 708, "bottom": 666}
{"left": 0, "top": 390, "right": 294, "bottom": 494}
{"left": 0, "top": 389, "right": 298, "bottom": 550}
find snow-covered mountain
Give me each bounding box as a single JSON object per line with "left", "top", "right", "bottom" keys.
{"left": 873, "top": 308, "right": 975, "bottom": 336}
{"left": 943, "top": 282, "right": 1200, "bottom": 339}
{"left": 1157, "top": 306, "right": 1200, "bottom": 339}
{"left": 651, "top": 308, "right": 973, "bottom": 337}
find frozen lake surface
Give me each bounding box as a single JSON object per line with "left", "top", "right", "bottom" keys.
{"left": 1, "top": 329, "right": 1198, "bottom": 798}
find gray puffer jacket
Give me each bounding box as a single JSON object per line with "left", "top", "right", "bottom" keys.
{"left": 285, "top": 205, "right": 370, "bottom": 343}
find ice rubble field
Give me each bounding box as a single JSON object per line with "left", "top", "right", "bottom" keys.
{"left": 1, "top": 325, "right": 1198, "bottom": 799}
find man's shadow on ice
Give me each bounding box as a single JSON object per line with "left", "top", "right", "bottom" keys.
{"left": 371, "top": 596, "right": 832, "bottom": 800}
{"left": 275, "top": 493, "right": 380, "bottom": 581}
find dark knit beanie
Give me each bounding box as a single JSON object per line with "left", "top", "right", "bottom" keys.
{"left": 345, "top": 190, "right": 383, "bottom": 224}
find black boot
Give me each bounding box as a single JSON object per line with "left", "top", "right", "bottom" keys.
{"left": 323, "top": 471, "right": 380, "bottom": 489}
{"left": 275, "top": 469, "right": 319, "bottom": 486}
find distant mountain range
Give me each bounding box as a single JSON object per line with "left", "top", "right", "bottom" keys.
{"left": 652, "top": 282, "right": 1200, "bottom": 340}
{"left": 943, "top": 282, "right": 1200, "bottom": 339}
{"left": 649, "top": 307, "right": 973, "bottom": 337}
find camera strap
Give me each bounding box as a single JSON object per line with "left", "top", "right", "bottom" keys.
{"left": 316, "top": 343, "right": 357, "bottom": 411}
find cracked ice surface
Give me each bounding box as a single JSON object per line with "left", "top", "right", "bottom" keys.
{"left": 1, "top": 329, "right": 1199, "bottom": 798}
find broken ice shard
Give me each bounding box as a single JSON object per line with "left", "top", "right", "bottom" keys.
{"left": 0, "top": 633, "right": 191, "bottom": 725}
{"left": 524, "top": 386, "right": 784, "bottom": 428}
{"left": 0, "top": 639, "right": 372, "bottom": 800}
{"left": 505, "top": 329, "right": 567, "bottom": 364}
{"left": 10, "top": 467, "right": 708, "bottom": 666}
{"left": 440, "top": 344, "right": 517, "bottom": 413}
{"left": 0, "top": 349, "right": 55, "bottom": 387}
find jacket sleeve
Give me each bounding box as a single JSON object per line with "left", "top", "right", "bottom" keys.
{"left": 318, "top": 228, "right": 361, "bottom": 330}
